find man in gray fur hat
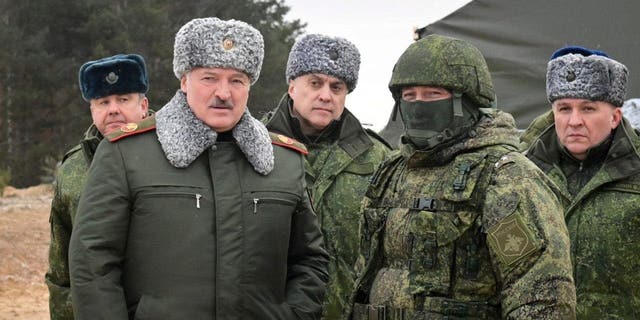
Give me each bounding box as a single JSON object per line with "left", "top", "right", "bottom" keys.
{"left": 522, "top": 45, "right": 640, "bottom": 318}
{"left": 69, "top": 17, "right": 329, "bottom": 320}
{"left": 263, "top": 34, "right": 390, "bottom": 319}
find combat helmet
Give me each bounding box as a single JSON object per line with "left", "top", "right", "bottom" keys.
{"left": 390, "top": 34, "right": 496, "bottom": 151}
{"left": 389, "top": 34, "right": 495, "bottom": 108}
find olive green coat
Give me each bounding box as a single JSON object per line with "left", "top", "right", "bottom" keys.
{"left": 352, "top": 110, "right": 576, "bottom": 319}
{"left": 45, "top": 124, "right": 102, "bottom": 320}
{"left": 264, "top": 95, "right": 390, "bottom": 319}
{"left": 525, "top": 114, "right": 640, "bottom": 318}
{"left": 69, "top": 114, "right": 329, "bottom": 320}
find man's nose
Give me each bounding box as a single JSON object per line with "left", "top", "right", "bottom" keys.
{"left": 215, "top": 81, "right": 232, "bottom": 100}
{"left": 567, "top": 109, "right": 583, "bottom": 126}
{"left": 317, "top": 84, "right": 332, "bottom": 102}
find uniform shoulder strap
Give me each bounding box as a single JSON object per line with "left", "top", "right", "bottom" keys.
{"left": 106, "top": 115, "right": 156, "bottom": 142}
{"left": 365, "top": 128, "right": 393, "bottom": 150}
{"left": 269, "top": 132, "right": 308, "bottom": 155}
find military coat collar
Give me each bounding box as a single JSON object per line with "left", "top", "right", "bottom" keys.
{"left": 155, "top": 90, "right": 274, "bottom": 175}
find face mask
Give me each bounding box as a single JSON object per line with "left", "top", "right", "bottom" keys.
{"left": 399, "top": 98, "right": 454, "bottom": 149}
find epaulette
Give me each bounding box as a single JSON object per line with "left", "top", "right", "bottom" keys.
{"left": 365, "top": 128, "right": 393, "bottom": 150}
{"left": 269, "top": 132, "right": 308, "bottom": 155}
{"left": 106, "top": 115, "right": 156, "bottom": 142}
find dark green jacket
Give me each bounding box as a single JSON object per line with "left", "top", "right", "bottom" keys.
{"left": 45, "top": 124, "right": 102, "bottom": 320}
{"left": 69, "top": 115, "right": 329, "bottom": 320}
{"left": 353, "top": 110, "right": 575, "bottom": 319}
{"left": 526, "top": 115, "right": 640, "bottom": 318}
{"left": 264, "top": 95, "right": 390, "bottom": 319}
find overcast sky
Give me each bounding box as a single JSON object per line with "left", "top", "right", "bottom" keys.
{"left": 282, "top": 0, "right": 472, "bottom": 130}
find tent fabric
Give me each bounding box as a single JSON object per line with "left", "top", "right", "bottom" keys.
{"left": 380, "top": 0, "right": 640, "bottom": 146}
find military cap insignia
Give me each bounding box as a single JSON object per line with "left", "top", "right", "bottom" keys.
{"left": 565, "top": 68, "right": 576, "bottom": 82}
{"left": 223, "top": 38, "right": 234, "bottom": 50}
{"left": 487, "top": 213, "right": 538, "bottom": 266}
{"left": 120, "top": 123, "right": 138, "bottom": 133}
{"left": 327, "top": 48, "right": 339, "bottom": 61}
{"left": 105, "top": 72, "right": 119, "bottom": 84}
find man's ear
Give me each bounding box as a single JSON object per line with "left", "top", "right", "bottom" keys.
{"left": 180, "top": 74, "right": 188, "bottom": 93}
{"left": 612, "top": 107, "right": 623, "bottom": 129}
{"left": 287, "top": 80, "right": 296, "bottom": 96}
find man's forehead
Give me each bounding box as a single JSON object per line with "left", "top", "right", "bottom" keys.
{"left": 304, "top": 73, "right": 345, "bottom": 84}
{"left": 553, "top": 98, "right": 619, "bottom": 109}
{"left": 91, "top": 92, "right": 139, "bottom": 102}
{"left": 192, "top": 67, "right": 250, "bottom": 78}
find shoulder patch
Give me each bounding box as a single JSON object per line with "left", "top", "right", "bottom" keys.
{"left": 487, "top": 213, "right": 539, "bottom": 266}
{"left": 106, "top": 115, "right": 156, "bottom": 142}
{"left": 269, "top": 132, "right": 308, "bottom": 155}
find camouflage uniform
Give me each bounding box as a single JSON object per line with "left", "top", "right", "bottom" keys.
{"left": 525, "top": 114, "right": 640, "bottom": 318}
{"left": 350, "top": 34, "right": 575, "bottom": 319}
{"left": 45, "top": 124, "right": 102, "bottom": 320}
{"left": 351, "top": 110, "right": 575, "bottom": 319}
{"left": 265, "top": 94, "right": 390, "bottom": 319}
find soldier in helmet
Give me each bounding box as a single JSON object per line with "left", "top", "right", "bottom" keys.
{"left": 349, "top": 34, "right": 576, "bottom": 319}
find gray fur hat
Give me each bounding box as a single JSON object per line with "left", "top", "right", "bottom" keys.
{"left": 173, "top": 17, "right": 264, "bottom": 84}
{"left": 547, "top": 47, "right": 628, "bottom": 107}
{"left": 286, "top": 34, "right": 360, "bottom": 92}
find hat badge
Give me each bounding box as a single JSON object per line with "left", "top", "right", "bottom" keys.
{"left": 223, "top": 38, "right": 234, "bottom": 51}
{"left": 327, "top": 48, "right": 339, "bottom": 61}
{"left": 105, "top": 72, "right": 119, "bottom": 84}
{"left": 565, "top": 68, "right": 576, "bottom": 82}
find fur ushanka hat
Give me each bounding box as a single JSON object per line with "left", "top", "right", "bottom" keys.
{"left": 547, "top": 45, "right": 628, "bottom": 107}
{"left": 173, "top": 17, "right": 264, "bottom": 84}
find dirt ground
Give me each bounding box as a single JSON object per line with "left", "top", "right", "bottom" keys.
{"left": 0, "top": 185, "right": 52, "bottom": 320}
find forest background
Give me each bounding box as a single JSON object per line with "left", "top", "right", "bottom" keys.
{"left": 0, "top": 0, "right": 306, "bottom": 189}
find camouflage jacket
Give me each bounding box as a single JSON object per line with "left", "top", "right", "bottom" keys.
{"left": 351, "top": 109, "right": 576, "bottom": 319}
{"left": 45, "top": 124, "right": 102, "bottom": 320}
{"left": 525, "top": 114, "right": 640, "bottom": 318}
{"left": 264, "top": 94, "right": 390, "bottom": 319}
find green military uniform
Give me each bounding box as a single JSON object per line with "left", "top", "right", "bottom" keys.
{"left": 264, "top": 94, "right": 390, "bottom": 319}
{"left": 525, "top": 115, "right": 640, "bottom": 318}
{"left": 45, "top": 124, "right": 102, "bottom": 320}
{"left": 351, "top": 109, "right": 575, "bottom": 319}
{"left": 69, "top": 90, "right": 329, "bottom": 319}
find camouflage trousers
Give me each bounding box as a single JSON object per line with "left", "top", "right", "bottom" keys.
{"left": 352, "top": 296, "right": 499, "bottom": 320}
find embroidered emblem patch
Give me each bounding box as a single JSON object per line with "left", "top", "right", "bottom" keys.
{"left": 487, "top": 213, "right": 537, "bottom": 266}
{"left": 120, "top": 123, "right": 138, "bottom": 133}
{"left": 105, "top": 72, "right": 119, "bottom": 84}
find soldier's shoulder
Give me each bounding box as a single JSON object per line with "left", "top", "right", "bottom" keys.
{"left": 365, "top": 128, "right": 393, "bottom": 150}
{"left": 269, "top": 132, "right": 308, "bottom": 155}
{"left": 60, "top": 144, "right": 82, "bottom": 165}
{"left": 105, "top": 116, "right": 156, "bottom": 142}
